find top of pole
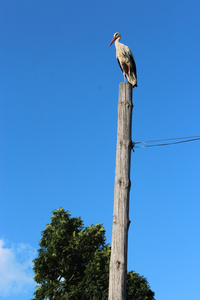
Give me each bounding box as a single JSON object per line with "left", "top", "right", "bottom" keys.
{"left": 118, "top": 82, "right": 133, "bottom": 107}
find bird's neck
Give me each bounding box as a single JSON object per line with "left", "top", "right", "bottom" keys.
{"left": 115, "top": 38, "right": 121, "bottom": 46}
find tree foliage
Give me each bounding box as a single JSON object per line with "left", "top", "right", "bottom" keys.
{"left": 33, "top": 208, "right": 155, "bottom": 300}
{"left": 126, "top": 271, "right": 155, "bottom": 300}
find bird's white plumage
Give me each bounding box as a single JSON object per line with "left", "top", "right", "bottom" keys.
{"left": 110, "top": 32, "right": 137, "bottom": 87}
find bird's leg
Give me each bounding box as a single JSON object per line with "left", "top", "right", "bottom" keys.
{"left": 128, "top": 64, "right": 131, "bottom": 77}
{"left": 123, "top": 73, "right": 126, "bottom": 82}
{"left": 122, "top": 66, "right": 126, "bottom": 82}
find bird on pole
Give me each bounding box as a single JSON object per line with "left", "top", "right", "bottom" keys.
{"left": 109, "top": 32, "right": 137, "bottom": 88}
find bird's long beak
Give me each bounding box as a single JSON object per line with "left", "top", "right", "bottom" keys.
{"left": 109, "top": 36, "right": 116, "bottom": 47}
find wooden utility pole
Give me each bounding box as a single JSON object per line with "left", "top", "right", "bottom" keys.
{"left": 108, "top": 82, "right": 133, "bottom": 300}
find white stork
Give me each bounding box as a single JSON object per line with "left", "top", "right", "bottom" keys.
{"left": 109, "top": 32, "right": 137, "bottom": 88}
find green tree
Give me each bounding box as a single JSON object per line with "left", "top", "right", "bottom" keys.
{"left": 126, "top": 271, "right": 155, "bottom": 300}
{"left": 33, "top": 208, "right": 155, "bottom": 300}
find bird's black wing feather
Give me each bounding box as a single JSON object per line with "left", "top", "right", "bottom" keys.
{"left": 129, "top": 54, "right": 137, "bottom": 79}
{"left": 117, "top": 57, "right": 123, "bottom": 73}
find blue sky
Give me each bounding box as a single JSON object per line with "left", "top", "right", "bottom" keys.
{"left": 0, "top": 0, "right": 200, "bottom": 299}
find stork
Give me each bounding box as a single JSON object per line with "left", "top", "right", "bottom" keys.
{"left": 109, "top": 32, "right": 137, "bottom": 88}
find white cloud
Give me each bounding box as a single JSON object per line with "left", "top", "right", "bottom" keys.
{"left": 0, "top": 239, "right": 36, "bottom": 297}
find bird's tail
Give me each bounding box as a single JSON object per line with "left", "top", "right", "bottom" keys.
{"left": 127, "top": 75, "right": 137, "bottom": 88}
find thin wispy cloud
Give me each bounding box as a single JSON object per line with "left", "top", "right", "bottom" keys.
{"left": 0, "top": 239, "right": 36, "bottom": 297}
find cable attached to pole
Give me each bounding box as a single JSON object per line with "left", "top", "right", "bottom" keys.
{"left": 132, "top": 135, "right": 200, "bottom": 150}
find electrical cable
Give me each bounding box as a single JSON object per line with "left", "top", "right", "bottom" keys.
{"left": 133, "top": 135, "right": 200, "bottom": 149}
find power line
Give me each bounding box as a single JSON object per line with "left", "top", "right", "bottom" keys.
{"left": 132, "top": 135, "right": 200, "bottom": 149}
{"left": 134, "top": 135, "right": 200, "bottom": 145}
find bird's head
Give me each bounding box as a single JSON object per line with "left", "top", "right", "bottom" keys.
{"left": 109, "top": 32, "right": 121, "bottom": 46}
